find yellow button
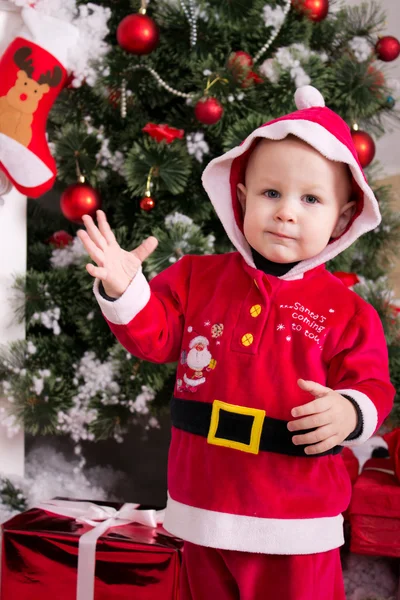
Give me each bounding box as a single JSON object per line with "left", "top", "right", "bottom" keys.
{"left": 241, "top": 333, "right": 254, "bottom": 347}
{"left": 250, "top": 304, "right": 262, "bottom": 317}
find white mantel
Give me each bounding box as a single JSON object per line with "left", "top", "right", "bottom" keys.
{"left": 0, "top": 2, "right": 25, "bottom": 477}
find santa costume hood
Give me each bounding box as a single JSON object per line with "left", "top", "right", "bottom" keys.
{"left": 202, "top": 85, "right": 381, "bottom": 281}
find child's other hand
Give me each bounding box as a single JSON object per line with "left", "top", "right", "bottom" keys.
{"left": 77, "top": 210, "right": 158, "bottom": 299}
{"left": 287, "top": 379, "right": 358, "bottom": 455}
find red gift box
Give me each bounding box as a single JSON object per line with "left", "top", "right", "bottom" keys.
{"left": 349, "top": 458, "right": 400, "bottom": 558}
{"left": 1, "top": 498, "right": 183, "bottom": 600}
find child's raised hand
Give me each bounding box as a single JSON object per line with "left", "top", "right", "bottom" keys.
{"left": 77, "top": 210, "right": 158, "bottom": 299}
{"left": 287, "top": 379, "right": 358, "bottom": 455}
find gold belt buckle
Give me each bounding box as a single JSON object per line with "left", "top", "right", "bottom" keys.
{"left": 207, "top": 400, "right": 266, "bottom": 455}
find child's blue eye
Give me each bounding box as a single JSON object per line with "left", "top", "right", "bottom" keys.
{"left": 304, "top": 195, "right": 319, "bottom": 204}
{"left": 265, "top": 189, "right": 280, "bottom": 198}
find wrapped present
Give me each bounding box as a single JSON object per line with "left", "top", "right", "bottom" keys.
{"left": 1, "top": 498, "right": 183, "bottom": 600}
{"left": 349, "top": 457, "right": 400, "bottom": 558}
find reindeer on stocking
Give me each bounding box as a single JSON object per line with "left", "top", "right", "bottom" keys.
{"left": 0, "top": 47, "right": 62, "bottom": 147}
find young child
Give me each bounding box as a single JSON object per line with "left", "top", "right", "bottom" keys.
{"left": 78, "top": 85, "right": 394, "bottom": 600}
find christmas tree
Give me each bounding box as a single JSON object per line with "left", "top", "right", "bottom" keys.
{"left": 0, "top": 0, "right": 400, "bottom": 510}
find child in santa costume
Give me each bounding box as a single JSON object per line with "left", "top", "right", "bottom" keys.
{"left": 78, "top": 86, "right": 395, "bottom": 600}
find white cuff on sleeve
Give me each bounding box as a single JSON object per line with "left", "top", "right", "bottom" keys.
{"left": 336, "top": 388, "right": 378, "bottom": 447}
{"left": 93, "top": 267, "right": 151, "bottom": 325}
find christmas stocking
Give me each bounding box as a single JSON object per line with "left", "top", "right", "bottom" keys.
{"left": 0, "top": 7, "right": 79, "bottom": 198}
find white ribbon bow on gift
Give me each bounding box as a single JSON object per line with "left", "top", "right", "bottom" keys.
{"left": 36, "top": 499, "right": 165, "bottom": 600}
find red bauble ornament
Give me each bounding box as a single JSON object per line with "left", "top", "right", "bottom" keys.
{"left": 48, "top": 230, "right": 73, "bottom": 248}
{"left": 227, "top": 51, "right": 253, "bottom": 77}
{"left": 351, "top": 130, "right": 376, "bottom": 168}
{"left": 367, "top": 64, "right": 385, "bottom": 88}
{"left": 117, "top": 13, "right": 159, "bottom": 55}
{"left": 60, "top": 182, "right": 102, "bottom": 224}
{"left": 140, "top": 196, "right": 156, "bottom": 211}
{"left": 375, "top": 36, "right": 400, "bottom": 62}
{"left": 291, "top": 0, "right": 329, "bottom": 22}
{"left": 227, "top": 51, "right": 263, "bottom": 88}
{"left": 366, "top": 65, "right": 385, "bottom": 99}
{"left": 194, "top": 97, "right": 224, "bottom": 125}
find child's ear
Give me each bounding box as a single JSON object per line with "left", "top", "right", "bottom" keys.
{"left": 331, "top": 201, "right": 357, "bottom": 239}
{"left": 237, "top": 183, "right": 247, "bottom": 212}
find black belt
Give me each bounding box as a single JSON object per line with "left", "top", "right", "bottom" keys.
{"left": 171, "top": 396, "right": 342, "bottom": 457}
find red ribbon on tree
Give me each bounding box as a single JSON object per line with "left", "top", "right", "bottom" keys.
{"left": 142, "top": 123, "right": 184, "bottom": 143}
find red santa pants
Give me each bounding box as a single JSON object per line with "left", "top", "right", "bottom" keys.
{"left": 179, "top": 541, "right": 346, "bottom": 600}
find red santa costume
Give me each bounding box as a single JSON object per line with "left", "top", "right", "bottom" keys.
{"left": 94, "top": 86, "right": 395, "bottom": 599}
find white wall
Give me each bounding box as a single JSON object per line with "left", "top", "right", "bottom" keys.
{"left": 343, "top": 0, "right": 400, "bottom": 176}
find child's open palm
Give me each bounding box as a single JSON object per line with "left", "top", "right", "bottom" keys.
{"left": 77, "top": 210, "right": 158, "bottom": 298}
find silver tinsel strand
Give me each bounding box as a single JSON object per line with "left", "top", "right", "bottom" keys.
{"left": 254, "top": 0, "right": 292, "bottom": 64}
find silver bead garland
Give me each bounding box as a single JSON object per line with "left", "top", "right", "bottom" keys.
{"left": 180, "top": 0, "right": 197, "bottom": 47}
{"left": 120, "top": 78, "right": 127, "bottom": 118}
{"left": 254, "top": 0, "right": 292, "bottom": 64}
{"left": 132, "top": 65, "right": 194, "bottom": 98}
{"left": 127, "top": 1, "right": 291, "bottom": 100}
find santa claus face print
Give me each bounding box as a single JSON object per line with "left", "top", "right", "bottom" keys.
{"left": 187, "top": 343, "right": 212, "bottom": 371}
{"left": 236, "top": 136, "right": 356, "bottom": 264}
{"left": 177, "top": 332, "right": 219, "bottom": 394}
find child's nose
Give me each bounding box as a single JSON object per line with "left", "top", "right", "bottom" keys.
{"left": 273, "top": 199, "right": 296, "bottom": 223}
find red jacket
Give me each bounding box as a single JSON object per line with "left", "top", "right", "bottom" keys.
{"left": 94, "top": 98, "right": 395, "bottom": 554}
{"left": 94, "top": 252, "right": 394, "bottom": 554}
